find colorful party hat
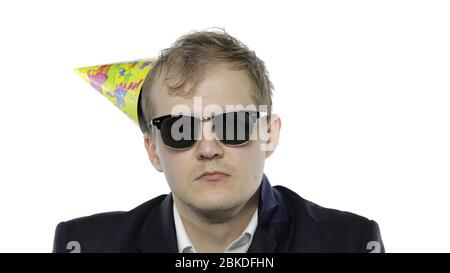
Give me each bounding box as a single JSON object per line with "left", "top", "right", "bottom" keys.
{"left": 74, "top": 58, "right": 157, "bottom": 133}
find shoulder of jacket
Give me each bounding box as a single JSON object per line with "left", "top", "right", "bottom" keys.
{"left": 274, "top": 185, "right": 370, "bottom": 227}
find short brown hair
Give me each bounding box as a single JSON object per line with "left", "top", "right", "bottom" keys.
{"left": 140, "top": 28, "right": 274, "bottom": 130}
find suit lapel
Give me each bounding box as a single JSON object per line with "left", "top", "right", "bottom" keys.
{"left": 136, "top": 193, "right": 178, "bottom": 253}
{"left": 247, "top": 174, "right": 290, "bottom": 253}
{"left": 247, "top": 225, "right": 278, "bottom": 252}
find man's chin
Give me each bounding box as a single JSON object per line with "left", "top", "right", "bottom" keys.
{"left": 185, "top": 192, "right": 243, "bottom": 211}
{"left": 190, "top": 195, "right": 238, "bottom": 211}
{"left": 188, "top": 200, "right": 243, "bottom": 224}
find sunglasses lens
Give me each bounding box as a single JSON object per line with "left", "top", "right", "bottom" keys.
{"left": 160, "top": 115, "right": 199, "bottom": 149}
{"left": 215, "top": 111, "right": 257, "bottom": 145}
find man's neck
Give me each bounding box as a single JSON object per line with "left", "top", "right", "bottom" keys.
{"left": 173, "top": 190, "right": 260, "bottom": 253}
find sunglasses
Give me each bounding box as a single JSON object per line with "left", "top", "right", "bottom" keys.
{"left": 148, "top": 110, "right": 266, "bottom": 149}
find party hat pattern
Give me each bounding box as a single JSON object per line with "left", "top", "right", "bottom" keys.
{"left": 75, "top": 59, "right": 156, "bottom": 128}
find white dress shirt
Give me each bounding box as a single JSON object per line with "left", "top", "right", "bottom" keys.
{"left": 173, "top": 202, "right": 258, "bottom": 253}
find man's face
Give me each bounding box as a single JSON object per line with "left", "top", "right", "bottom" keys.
{"left": 144, "top": 63, "right": 279, "bottom": 217}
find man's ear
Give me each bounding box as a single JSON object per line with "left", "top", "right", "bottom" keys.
{"left": 143, "top": 131, "right": 163, "bottom": 172}
{"left": 263, "top": 114, "right": 281, "bottom": 159}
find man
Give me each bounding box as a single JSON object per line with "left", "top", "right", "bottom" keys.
{"left": 53, "top": 29, "right": 384, "bottom": 253}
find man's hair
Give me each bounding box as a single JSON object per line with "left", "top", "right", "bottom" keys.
{"left": 140, "top": 28, "right": 274, "bottom": 131}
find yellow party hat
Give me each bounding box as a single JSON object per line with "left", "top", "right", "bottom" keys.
{"left": 74, "top": 58, "right": 156, "bottom": 133}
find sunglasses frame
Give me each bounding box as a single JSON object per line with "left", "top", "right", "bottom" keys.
{"left": 148, "top": 110, "right": 267, "bottom": 150}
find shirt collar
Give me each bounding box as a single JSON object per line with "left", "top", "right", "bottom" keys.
{"left": 173, "top": 201, "right": 258, "bottom": 253}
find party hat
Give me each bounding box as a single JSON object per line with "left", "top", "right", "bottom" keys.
{"left": 74, "top": 58, "right": 157, "bottom": 133}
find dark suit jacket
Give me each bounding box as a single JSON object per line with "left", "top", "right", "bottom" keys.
{"left": 53, "top": 175, "right": 385, "bottom": 253}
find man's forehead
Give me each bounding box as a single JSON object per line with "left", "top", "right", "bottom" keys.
{"left": 171, "top": 97, "right": 260, "bottom": 116}
{"left": 151, "top": 65, "right": 256, "bottom": 116}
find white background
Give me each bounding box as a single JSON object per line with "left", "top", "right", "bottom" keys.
{"left": 0, "top": 0, "right": 449, "bottom": 252}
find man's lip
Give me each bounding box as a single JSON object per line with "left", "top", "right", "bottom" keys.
{"left": 197, "top": 171, "right": 230, "bottom": 181}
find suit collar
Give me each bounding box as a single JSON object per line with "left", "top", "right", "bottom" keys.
{"left": 247, "top": 174, "right": 289, "bottom": 253}
{"left": 259, "top": 174, "right": 288, "bottom": 225}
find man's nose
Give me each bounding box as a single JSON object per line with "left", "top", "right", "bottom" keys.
{"left": 195, "top": 121, "right": 223, "bottom": 160}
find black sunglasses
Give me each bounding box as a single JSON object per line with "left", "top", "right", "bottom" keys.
{"left": 148, "top": 110, "right": 266, "bottom": 149}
